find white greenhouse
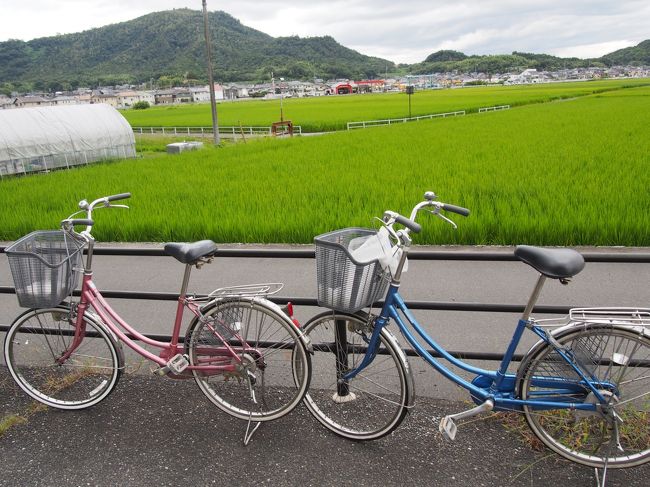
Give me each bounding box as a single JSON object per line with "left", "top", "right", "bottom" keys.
{"left": 0, "top": 104, "right": 136, "bottom": 177}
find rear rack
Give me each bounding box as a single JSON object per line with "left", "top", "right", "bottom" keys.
{"left": 569, "top": 307, "right": 650, "bottom": 325}
{"left": 208, "top": 283, "right": 284, "bottom": 299}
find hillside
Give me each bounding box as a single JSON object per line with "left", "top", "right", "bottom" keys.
{"left": 0, "top": 9, "right": 394, "bottom": 91}
{"left": 412, "top": 40, "right": 650, "bottom": 75}
{"left": 601, "top": 39, "right": 650, "bottom": 66}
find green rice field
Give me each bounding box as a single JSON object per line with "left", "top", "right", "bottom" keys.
{"left": 123, "top": 79, "right": 650, "bottom": 132}
{"left": 1, "top": 85, "right": 649, "bottom": 246}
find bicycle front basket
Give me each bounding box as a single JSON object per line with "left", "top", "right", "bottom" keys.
{"left": 314, "top": 228, "right": 391, "bottom": 313}
{"left": 5, "top": 230, "right": 85, "bottom": 308}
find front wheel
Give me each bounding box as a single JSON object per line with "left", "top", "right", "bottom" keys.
{"left": 4, "top": 306, "right": 123, "bottom": 410}
{"left": 186, "top": 299, "right": 311, "bottom": 422}
{"left": 302, "top": 311, "right": 413, "bottom": 440}
{"left": 518, "top": 324, "right": 650, "bottom": 468}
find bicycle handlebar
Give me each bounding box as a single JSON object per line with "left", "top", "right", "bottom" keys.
{"left": 394, "top": 214, "right": 422, "bottom": 234}
{"left": 440, "top": 203, "right": 470, "bottom": 217}
{"left": 66, "top": 219, "right": 95, "bottom": 227}
{"left": 61, "top": 192, "right": 131, "bottom": 238}
{"left": 106, "top": 193, "right": 131, "bottom": 202}
{"left": 382, "top": 191, "right": 470, "bottom": 243}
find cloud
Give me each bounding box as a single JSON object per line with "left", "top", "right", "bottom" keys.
{"left": 0, "top": 0, "right": 648, "bottom": 63}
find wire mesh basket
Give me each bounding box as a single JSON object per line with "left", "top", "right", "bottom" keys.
{"left": 314, "top": 228, "right": 391, "bottom": 313}
{"left": 5, "top": 230, "right": 85, "bottom": 308}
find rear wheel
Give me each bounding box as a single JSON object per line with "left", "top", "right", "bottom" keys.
{"left": 4, "top": 306, "right": 122, "bottom": 409}
{"left": 519, "top": 325, "right": 650, "bottom": 468}
{"left": 302, "top": 311, "right": 412, "bottom": 440}
{"left": 187, "top": 299, "right": 311, "bottom": 422}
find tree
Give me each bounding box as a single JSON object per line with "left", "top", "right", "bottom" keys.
{"left": 132, "top": 101, "right": 150, "bottom": 110}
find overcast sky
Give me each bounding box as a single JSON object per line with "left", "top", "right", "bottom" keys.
{"left": 0, "top": 1, "right": 648, "bottom": 64}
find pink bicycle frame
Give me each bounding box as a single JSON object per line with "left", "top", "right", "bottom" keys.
{"left": 64, "top": 272, "right": 245, "bottom": 374}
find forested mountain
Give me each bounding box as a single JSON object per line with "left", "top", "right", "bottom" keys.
{"left": 0, "top": 9, "right": 394, "bottom": 92}
{"left": 601, "top": 40, "right": 650, "bottom": 66}
{"left": 412, "top": 40, "right": 650, "bottom": 75}
{"left": 0, "top": 7, "right": 647, "bottom": 93}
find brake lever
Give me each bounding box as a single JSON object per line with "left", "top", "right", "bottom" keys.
{"left": 422, "top": 208, "right": 458, "bottom": 229}
{"left": 436, "top": 212, "right": 458, "bottom": 229}
{"left": 373, "top": 216, "right": 400, "bottom": 242}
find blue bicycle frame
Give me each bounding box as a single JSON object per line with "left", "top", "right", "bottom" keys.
{"left": 342, "top": 278, "right": 612, "bottom": 414}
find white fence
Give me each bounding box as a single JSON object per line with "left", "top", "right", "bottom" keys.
{"left": 132, "top": 126, "right": 302, "bottom": 137}
{"left": 347, "top": 111, "right": 466, "bottom": 130}
{"left": 478, "top": 105, "right": 511, "bottom": 113}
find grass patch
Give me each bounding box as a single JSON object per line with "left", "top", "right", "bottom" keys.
{"left": 0, "top": 414, "right": 27, "bottom": 436}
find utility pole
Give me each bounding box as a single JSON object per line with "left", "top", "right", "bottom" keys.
{"left": 202, "top": 0, "right": 220, "bottom": 145}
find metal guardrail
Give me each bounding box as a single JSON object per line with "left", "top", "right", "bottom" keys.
{"left": 1, "top": 247, "right": 648, "bottom": 362}
{"left": 132, "top": 126, "right": 302, "bottom": 137}
{"left": 347, "top": 111, "right": 466, "bottom": 130}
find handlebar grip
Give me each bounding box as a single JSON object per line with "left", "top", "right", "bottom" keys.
{"left": 67, "top": 219, "right": 94, "bottom": 227}
{"left": 107, "top": 193, "right": 131, "bottom": 202}
{"left": 395, "top": 214, "right": 422, "bottom": 234}
{"left": 442, "top": 203, "right": 470, "bottom": 217}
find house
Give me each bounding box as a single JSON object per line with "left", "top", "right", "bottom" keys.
{"left": 13, "top": 96, "right": 51, "bottom": 108}
{"left": 154, "top": 90, "right": 175, "bottom": 105}
{"left": 189, "top": 84, "right": 224, "bottom": 103}
{"left": 116, "top": 90, "right": 142, "bottom": 108}
{"left": 190, "top": 86, "right": 211, "bottom": 103}
{"left": 116, "top": 90, "right": 155, "bottom": 108}
{"left": 172, "top": 88, "right": 193, "bottom": 104}
{"left": 51, "top": 95, "right": 77, "bottom": 106}
{"left": 92, "top": 93, "right": 119, "bottom": 107}
{"left": 223, "top": 84, "right": 249, "bottom": 99}
{"left": 0, "top": 96, "right": 13, "bottom": 110}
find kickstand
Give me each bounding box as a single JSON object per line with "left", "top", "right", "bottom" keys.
{"left": 594, "top": 465, "right": 607, "bottom": 487}
{"left": 243, "top": 412, "right": 261, "bottom": 446}
{"left": 242, "top": 371, "right": 262, "bottom": 446}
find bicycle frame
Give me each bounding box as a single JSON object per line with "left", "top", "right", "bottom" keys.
{"left": 65, "top": 266, "right": 247, "bottom": 375}
{"left": 342, "top": 280, "right": 610, "bottom": 414}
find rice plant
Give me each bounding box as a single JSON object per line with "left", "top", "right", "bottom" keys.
{"left": 1, "top": 86, "right": 648, "bottom": 246}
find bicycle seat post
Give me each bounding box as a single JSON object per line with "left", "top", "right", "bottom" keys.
{"left": 179, "top": 263, "right": 193, "bottom": 299}
{"left": 522, "top": 274, "right": 547, "bottom": 322}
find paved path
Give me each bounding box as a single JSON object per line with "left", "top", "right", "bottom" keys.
{"left": 1, "top": 370, "right": 649, "bottom": 487}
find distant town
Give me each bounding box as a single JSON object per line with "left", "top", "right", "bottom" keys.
{"left": 1, "top": 65, "right": 648, "bottom": 111}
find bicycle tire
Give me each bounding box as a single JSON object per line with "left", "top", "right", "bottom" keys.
{"left": 4, "top": 306, "right": 123, "bottom": 410}
{"left": 186, "top": 298, "right": 311, "bottom": 422}
{"left": 518, "top": 323, "right": 650, "bottom": 468}
{"left": 302, "top": 311, "right": 413, "bottom": 440}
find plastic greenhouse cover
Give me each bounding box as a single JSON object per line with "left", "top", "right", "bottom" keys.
{"left": 0, "top": 104, "right": 135, "bottom": 163}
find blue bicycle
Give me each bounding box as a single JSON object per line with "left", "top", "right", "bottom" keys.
{"left": 303, "top": 191, "right": 650, "bottom": 470}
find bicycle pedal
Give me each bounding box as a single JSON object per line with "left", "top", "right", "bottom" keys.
{"left": 155, "top": 354, "right": 190, "bottom": 376}
{"left": 439, "top": 416, "right": 458, "bottom": 441}
{"left": 167, "top": 354, "right": 189, "bottom": 374}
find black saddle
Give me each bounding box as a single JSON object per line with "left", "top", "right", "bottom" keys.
{"left": 514, "top": 245, "right": 585, "bottom": 279}
{"left": 164, "top": 240, "right": 218, "bottom": 264}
